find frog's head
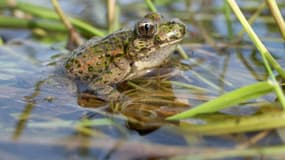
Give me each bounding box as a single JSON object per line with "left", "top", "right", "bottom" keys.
{"left": 130, "top": 13, "right": 186, "bottom": 59}
{"left": 135, "top": 13, "right": 185, "bottom": 42}
{"left": 153, "top": 18, "right": 186, "bottom": 46}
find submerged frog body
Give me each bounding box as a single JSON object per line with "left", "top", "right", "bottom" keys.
{"left": 64, "top": 13, "right": 186, "bottom": 100}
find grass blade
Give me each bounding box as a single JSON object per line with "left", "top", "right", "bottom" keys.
{"left": 181, "top": 111, "right": 285, "bottom": 135}
{"left": 266, "top": 0, "right": 285, "bottom": 40}
{"left": 144, "top": 0, "right": 157, "bottom": 12}
{"left": 226, "top": 0, "right": 285, "bottom": 109}
{"left": 227, "top": 0, "right": 285, "bottom": 79}
{"left": 12, "top": 2, "right": 106, "bottom": 36}
{"left": 167, "top": 81, "right": 274, "bottom": 120}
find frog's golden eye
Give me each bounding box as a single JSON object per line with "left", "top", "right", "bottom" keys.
{"left": 136, "top": 21, "right": 157, "bottom": 38}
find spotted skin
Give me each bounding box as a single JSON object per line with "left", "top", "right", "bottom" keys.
{"left": 64, "top": 13, "right": 186, "bottom": 100}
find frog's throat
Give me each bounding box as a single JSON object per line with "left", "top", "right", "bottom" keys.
{"left": 142, "top": 38, "right": 182, "bottom": 56}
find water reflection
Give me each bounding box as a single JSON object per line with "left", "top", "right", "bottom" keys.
{"left": 1, "top": 0, "right": 285, "bottom": 159}
{"left": 13, "top": 80, "right": 46, "bottom": 139}
{"left": 77, "top": 68, "right": 191, "bottom": 133}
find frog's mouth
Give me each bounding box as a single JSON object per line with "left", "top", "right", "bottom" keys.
{"left": 158, "top": 38, "right": 183, "bottom": 48}
{"left": 155, "top": 22, "right": 185, "bottom": 47}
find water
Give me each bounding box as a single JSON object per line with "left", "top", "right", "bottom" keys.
{"left": 0, "top": 0, "right": 285, "bottom": 159}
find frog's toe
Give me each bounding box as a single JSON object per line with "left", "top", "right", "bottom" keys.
{"left": 88, "top": 85, "right": 123, "bottom": 102}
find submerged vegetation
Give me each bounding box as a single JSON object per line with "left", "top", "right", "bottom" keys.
{"left": 0, "top": 0, "right": 285, "bottom": 159}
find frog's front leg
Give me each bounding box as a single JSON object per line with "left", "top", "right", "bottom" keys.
{"left": 88, "top": 84, "right": 120, "bottom": 101}
{"left": 88, "top": 57, "right": 131, "bottom": 101}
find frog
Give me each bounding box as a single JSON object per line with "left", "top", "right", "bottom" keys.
{"left": 64, "top": 12, "right": 186, "bottom": 101}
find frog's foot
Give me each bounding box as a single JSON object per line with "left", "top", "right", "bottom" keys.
{"left": 88, "top": 84, "right": 122, "bottom": 102}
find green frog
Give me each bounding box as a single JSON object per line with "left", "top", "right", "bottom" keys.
{"left": 64, "top": 13, "right": 186, "bottom": 100}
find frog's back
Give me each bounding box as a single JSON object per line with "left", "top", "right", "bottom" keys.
{"left": 64, "top": 30, "right": 133, "bottom": 82}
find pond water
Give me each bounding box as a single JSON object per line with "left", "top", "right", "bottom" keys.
{"left": 0, "top": 0, "right": 285, "bottom": 159}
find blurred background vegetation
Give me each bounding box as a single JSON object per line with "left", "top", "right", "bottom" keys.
{"left": 0, "top": 0, "right": 285, "bottom": 159}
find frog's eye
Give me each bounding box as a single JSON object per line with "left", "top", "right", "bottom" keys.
{"left": 136, "top": 21, "right": 157, "bottom": 38}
